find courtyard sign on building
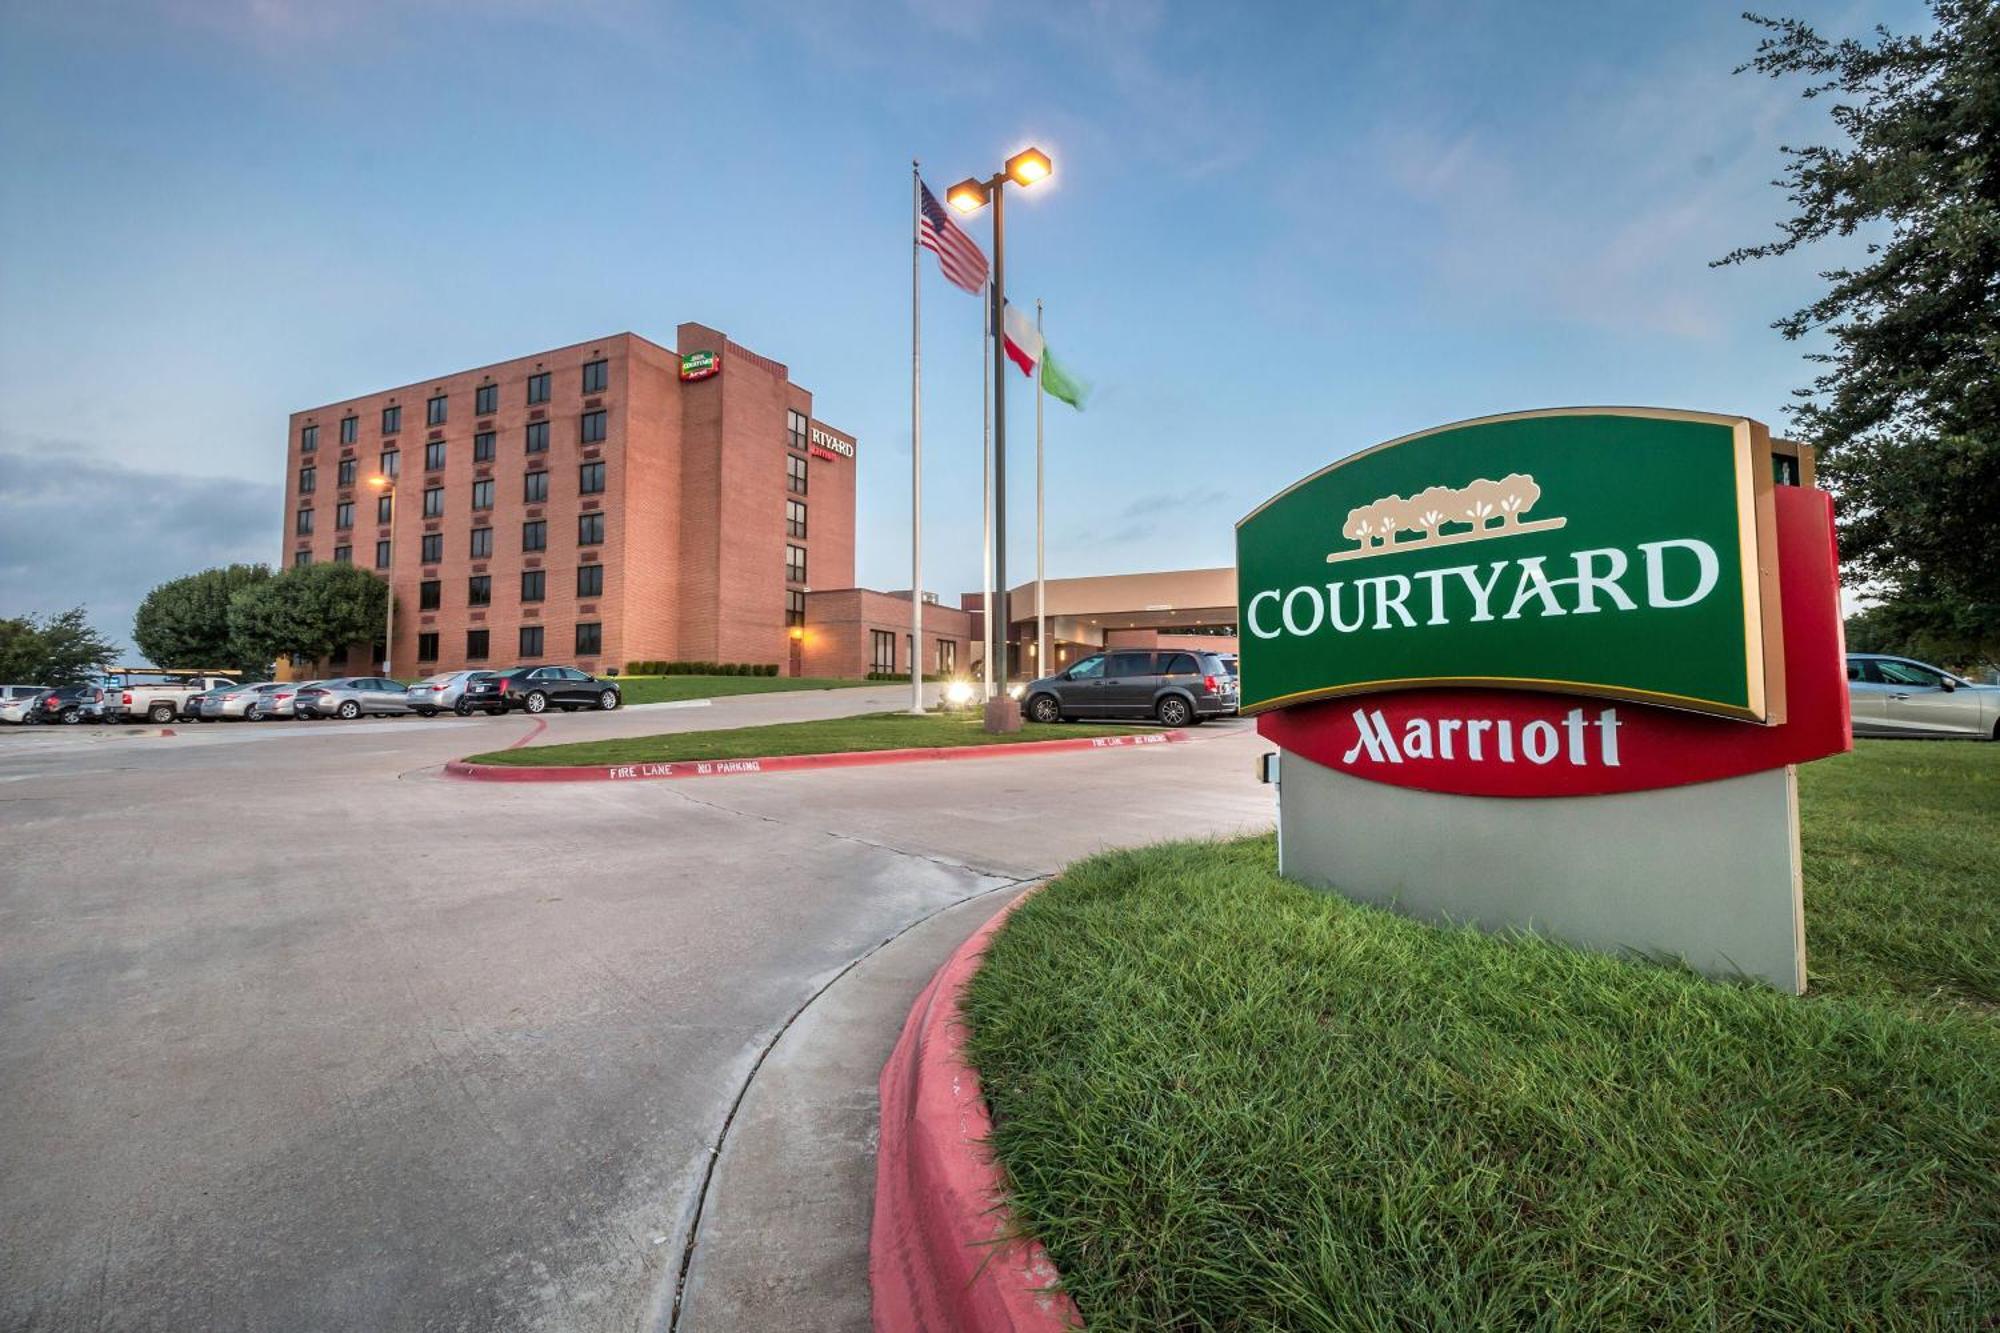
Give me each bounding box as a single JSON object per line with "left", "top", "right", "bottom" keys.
{"left": 680, "top": 349, "right": 721, "bottom": 382}
{"left": 1238, "top": 407, "right": 1848, "bottom": 993}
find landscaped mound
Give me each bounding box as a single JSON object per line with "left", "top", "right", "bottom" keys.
{"left": 963, "top": 743, "right": 1999, "bottom": 1329}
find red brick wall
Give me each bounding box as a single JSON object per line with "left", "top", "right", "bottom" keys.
{"left": 800, "top": 589, "right": 971, "bottom": 679}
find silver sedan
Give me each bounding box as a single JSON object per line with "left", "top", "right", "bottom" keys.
{"left": 404, "top": 670, "right": 496, "bottom": 717}
{"left": 294, "top": 677, "right": 413, "bottom": 720}
{"left": 199, "top": 682, "right": 283, "bottom": 720}
{"left": 1847, "top": 654, "right": 1999, "bottom": 739}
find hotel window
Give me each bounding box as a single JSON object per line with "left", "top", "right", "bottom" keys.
{"left": 937, "top": 639, "right": 956, "bottom": 674}
{"left": 427, "top": 394, "right": 448, "bottom": 426}
{"left": 296, "top": 508, "right": 314, "bottom": 535}
{"left": 580, "top": 410, "right": 607, "bottom": 444}
{"left": 340, "top": 415, "right": 358, "bottom": 444}
{"left": 473, "top": 430, "right": 495, "bottom": 463}
{"left": 419, "top": 580, "right": 441, "bottom": 611}
{"left": 521, "top": 568, "right": 546, "bottom": 602}
{"left": 421, "top": 532, "right": 443, "bottom": 563}
{"left": 417, "top": 632, "right": 439, "bottom": 662}
{"left": 527, "top": 372, "right": 550, "bottom": 405}
{"left": 785, "top": 544, "right": 806, "bottom": 584}
{"left": 301, "top": 424, "right": 318, "bottom": 452}
{"left": 335, "top": 501, "right": 354, "bottom": 530}
{"left": 425, "top": 441, "right": 446, "bottom": 471}
{"left": 337, "top": 458, "right": 357, "bottom": 486}
{"left": 871, "top": 630, "right": 896, "bottom": 673}
{"left": 575, "top": 622, "right": 602, "bottom": 656}
{"left": 470, "top": 526, "right": 493, "bottom": 558}
{"left": 785, "top": 589, "right": 805, "bottom": 628}
{"left": 375, "top": 540, "right": 392, "bottom": 569}
{"left": 519, "top": 625, "right": 544, "bottom": 658}
{"left": 579, "top": 461, "right": 605, "bottom": 494}
{"left": 299, "top": 465, "right": 317, "bottom": 494}
{"left": 576, "top": 563, "right": 603, "bottom": 597}
{"left": 786, "top": 454, "right": 807, "bottom": 496}
{"left": 423, "top": 486, "right": 444, "bottom": 517}
{"left": 466, "top": 629, "right": 489, "bottom": 660}
{"left": 380, "top": 448, "right": 400, "bottom": 477}
{"left": 294, "top": 549, "right": 312, "bottom": 568}
{"left": 787, "top": 409, "right": 807, "bottom": 451}
{"left": 476, "top": 382, "right": 498, "bottom": 415}
{"left": 523, "top": 470, "right": 548, "bottom": 503}
{"left": 582, "top": 359, "right": 608, "bottom": 393}
{"left": 467, "top": 575, "right": 491, "bottom": 608}
{"left": 382, "top": 405, "right": 401, "bottom": 435}
{"left": 377, "top": 494, "right": 393, "bottom": 524}
{"left": 786, "top": 499, "right": 806, "bottom": 538}
{"left": 578, "top": 512, "right": 605, "bottom": 546}
{"left": 522, "top": 520, "right": 547, "bottom": 551}
{"left": 525, "top": 421, "right": 549, "bottom": 453}
{"left": 332, "top": 544, "right": 351, "bottom": 564}
{"left": 472, "top": 478, "right": 495, "bottom": 510}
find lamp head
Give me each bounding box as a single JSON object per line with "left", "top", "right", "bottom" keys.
{"left": 1005, "top": 147, "right": 1052, "bottom": 187}
{"left": 946, "top": 178, "right": 989, "bottom": 213}
{"left": 367, "top": 474, "right": 392, "bottom": 490}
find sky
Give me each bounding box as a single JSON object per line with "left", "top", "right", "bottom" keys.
{"left": 0, "top": 0, "right": 1918, "bottom": 653}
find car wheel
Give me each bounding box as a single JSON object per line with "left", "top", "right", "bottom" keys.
{"left": 244, "top": 704, "right": 262, "bottom": 721}
{"left": 599, "top": 689, "right": 620, "bottom": 711}
{"left": 1156, "top": 695, "right": 1193, "bottom": 728}
{"left": 148, "top": 703, "right": 175, "bottom": 724}
{"left": 1028, "top": 693, "right": 1062, "bottom": 724}
{"left": 417, "top": 708, "right": 437, "bottom": 718}
{"left": 524, "top": 691, "right": 548, "bottom": 714}
{"left": 454, "top": 699, "right": 473, "bottom": 717}
{"left": 60, "top": 708, "right": 81, "bottom": 724}
{"left": 337, "top": 700, "right": 361, "bottom": 720}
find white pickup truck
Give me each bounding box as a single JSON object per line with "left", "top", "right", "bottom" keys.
{"left": 105, "top": 675, "right": 239, "bottom": 724}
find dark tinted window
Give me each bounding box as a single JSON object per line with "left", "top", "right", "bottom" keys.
{"left": 1107, "top": 652, "right": 1157, "bottom": 677}
{"left": 527, "top": 372, "right": 550, "bottom": 404}
{"left": 582, "top": 359, "right": 608, "bottom": 393}
{"left": 1164, "top": 654, "right": 1198, "bottom": 675}
{"left": 475, "top": 383, "right": 498, "bottom": 415}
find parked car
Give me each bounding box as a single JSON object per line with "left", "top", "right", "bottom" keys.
{"left": 1022, "top": 649, "right": 1238, "bottom": 727}
{"left": 404, "top": 670, "right": 496, "bottom": 717}
{"left": 197, "top": 682, "right": 280, "bottom": 721}
{"left": 0, "top": 684, "right": 51, "bottom": 724}
{"left": 248, "top": 681, "right": 316, "bottom": 721}
{"left": 32, "top": 685, "right": 103, "bottom": 725}
{"left": 105, "top": 675, "right": 240, "bottom": 724}
{"left": 293, "top": 677, "right": 413, "bottom": 720}
{"left": 185, "top": 684, "right": 238, "bottom": 721}
{"left": 1847, "top": 654, "right": 1998, "bottom": 740}
{"left": 461, "top": 666, "right": 622, "bottom": 715}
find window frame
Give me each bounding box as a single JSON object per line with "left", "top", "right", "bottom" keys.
{"left": 334, "top": 500, "right": 354, "bottom": 530}
{"left": 299, "top": 465, "right": 316, "bottom": 494}
{"left": 582, "top": 359, "right": 608, "bottom": 393}
{"left": 786, "top": 499, "right": 806, "bottom": 538}
{"left": 381, "top": 405, "right": 402, "bottom": 435}
{"left": 525, "top": 421, "right": 549, "bottom": 453}
{"left": 785, "top": 543, "right": 807, "bottom": 584}
{"left": 579, "top": 461, "right": 605, "bottom": 494}
{"left": 475, "top": 383, "right": 498, "bottom": 416}
{"left": 467, "top": 575, "right": 491, "bottom": 608}
{"left": 420, "top": 532, "right": 444, "bottom": 564}
{"left": 576, "top": 563, "right": 603, "bottom": 598}
{"left": 575, "top": 622, "right": 602, "bottom": 656}
{"left": 580, "top": 410, "right": 607, "bottom": 444}
{"left": 519, "top": 625, "right": 545, "bottom": 658}
{"left": 375, "top": 540, "right": 392, "bottom": 569}
{"left": 427, "top": 394, "right": 448, "bottom": 427}
{"left": 425, "top": 440, "right": 446, "bottom": 471}
{"left": 471, "top": 478, "right": 495, "bottom": 511}
{"left": 422, "top": 486, "right": 444, "bottom": 518}
{"left": 521, "top": 568, "right": 546, "bottom": 602}
{"left": 337, "top": 458, "right": 357, "bottom": 486}
{"left": 470, "top": 526, "right": 493, "bottom": 558}
{"left": 870, "top": 630, "right": 896, "bottom": 673}
{"left": 417, "top": 632, "right": 440, "bottom": 662}
{"left": 466, "top": 628, "right": 490, "bottom": 661}
{"left": 379, "top": 448, "right": 400, "bottom": 478}
{"left": 522, "top": 519, "right": 547, "bottom": 552}
{"left": 787, "top": 454, "right": 808, "bottom": 495}
{"left": 301, "top": 424, "right": 318, "bottom": 452}
{"left": 578, "top": 512, "right": 605, "bottom": 546}
{"left": 340, "top": 415, "right": 358, "bottom": 444}
{"left": 473, "top": 430, "right": 495, "bottom": 463}
{"left": 526, "top": 372, "right": 550, "bottom": 405}
{"left": 419, "top": 580, "right": 442, "bottom": 611}
{"left": 524, "top": 470, "right": 549, "bottom": 503}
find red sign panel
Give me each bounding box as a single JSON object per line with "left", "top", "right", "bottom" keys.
{"left": 1258, "top": 486, "right": 1850, "bottom": 797}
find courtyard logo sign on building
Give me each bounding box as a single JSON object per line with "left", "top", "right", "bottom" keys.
{"left": 1238, "top": 407, "right": 1850, "bottom": 993}
{"left": 809, "top": 426, "right": 854, "bottom": 461}
{"left": 679, "top": 349, "right": 721, "bottom": 382}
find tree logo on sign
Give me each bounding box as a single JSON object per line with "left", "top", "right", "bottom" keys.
{"left": 1331, "top": 473, "right": 1566, "bottom": 563}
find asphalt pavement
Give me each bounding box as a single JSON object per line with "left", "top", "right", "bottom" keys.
{"left": 0, "top": 687, "right": 1273, "bottom": 1331}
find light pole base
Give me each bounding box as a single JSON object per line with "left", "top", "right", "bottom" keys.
{"left": 982, "top": 696, "right": 1022, "bottom": 734}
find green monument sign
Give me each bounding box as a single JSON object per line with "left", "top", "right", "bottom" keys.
{"left": 1235, "top": 408, "right": 1784, "bottom": 723}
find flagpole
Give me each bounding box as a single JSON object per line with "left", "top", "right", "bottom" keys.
{"left": 1035, "top": 298, "right": 1047, "bottom": 680}
{"left": 981, "top": 281, "right": 995, "bottom": 700}
{"left": 908, "top": 161, "right": 925, "bottom": 716}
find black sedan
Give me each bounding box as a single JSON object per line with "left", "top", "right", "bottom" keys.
{"left": 461, "top": 666, "right": 621, "bottom": 715}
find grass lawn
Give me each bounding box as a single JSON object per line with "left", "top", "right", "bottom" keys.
{"left": 963, "top": 741, "right": 2000, "bottom": 1330}
{"left": 613, "top": 674, "right": 878, "bottom": 706}
{"left": 463, "top": 709, "right": 1156, "bottom": 766}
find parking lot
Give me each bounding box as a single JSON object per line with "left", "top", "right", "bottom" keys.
{"left": 0, "top": 685, "right": 1272, "bottom": 1331}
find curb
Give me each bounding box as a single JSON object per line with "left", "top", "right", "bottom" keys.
{"left": 870, "top": 893, "right": 1081, "bottom": 1333}
{"left": 443, "top": 729, "right": 1186, "bottom": 784}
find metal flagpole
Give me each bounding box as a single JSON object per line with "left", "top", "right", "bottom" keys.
{"left": 1035, "top": 298, "right": 1046, "bottom": 679}
{"left": 909, "top": 162, "right": 925, "bottom": 716}
{"left": 981, "top": 281, "right": 995, "bottom": 699}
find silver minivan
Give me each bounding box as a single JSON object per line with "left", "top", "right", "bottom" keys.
{"left": 1847, "top": 654, "right": 1998, "bottom": 739}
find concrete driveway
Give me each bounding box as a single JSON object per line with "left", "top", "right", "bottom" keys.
{"left": 0, "top": 686, "right": 1273, "bottom": 1331}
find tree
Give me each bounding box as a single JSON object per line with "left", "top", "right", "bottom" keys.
{"left": 1846, "top": 574, "right": 2000, "bottom": 673}
{"left": 132, "top": 564, "right": 272, "bottom": 672}
{"left": 0, "top": 607, "right": 119, "bottom": 686}
{"left": 1718, "top": 3, "right": 2000, "bottom": 650}
{"left": 226, "top": 562, "right": 388, "bottom": 668}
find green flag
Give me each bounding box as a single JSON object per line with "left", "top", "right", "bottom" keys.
{"left": 1039, "top": 346, "right": 1091, "bottom": 411}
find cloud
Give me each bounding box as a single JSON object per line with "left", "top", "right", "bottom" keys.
{"left": 0, "top": 441, "right": 279, "bottom": 654}
{"left": 1076, "top": 486, "right": 1231, "bottom": 547}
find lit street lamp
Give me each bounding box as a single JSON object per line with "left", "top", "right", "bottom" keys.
{"left": 368, "top": 474, "right": 396, "bottom": 676}
{"left": 948, "top": 146, "right": 1052, "bottom": 731}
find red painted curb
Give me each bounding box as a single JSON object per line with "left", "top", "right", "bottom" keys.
{"left": 443, "top": 729, "right": 1186, "bottom": 783}
{"left": 871, "top": 894, "right": 1081, "bottom": 1332}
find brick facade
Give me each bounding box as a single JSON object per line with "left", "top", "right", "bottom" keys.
{"left": 280, "top": 327, "right": 859, "bottom": 678}
{"left": 799, "top": 590, "right": 973, "bottom": 679}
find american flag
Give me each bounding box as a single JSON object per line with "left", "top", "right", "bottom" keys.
{"left": 917, "top": 180, "right": 989, "bottom": 295}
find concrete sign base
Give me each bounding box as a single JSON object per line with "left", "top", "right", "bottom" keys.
{"left": 1276, "top": 750, "right": 1806, "bottom": 992}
